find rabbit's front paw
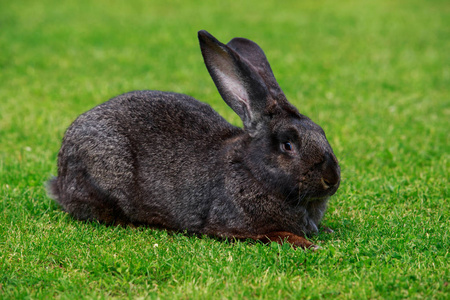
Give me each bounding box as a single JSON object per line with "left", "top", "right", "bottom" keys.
{"left": 321, "top": 226, "right": 334, "bottom": 234}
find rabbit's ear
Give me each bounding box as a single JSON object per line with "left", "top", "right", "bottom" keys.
{"left": 226, "top": 37, "right": 285, "bottom": 99}
{"left": 198, "top": 30, "right": 270, "bottom": 128}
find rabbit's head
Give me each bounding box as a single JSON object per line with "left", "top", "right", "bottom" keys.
{"left": 198, "top": 31, "right": 340, "bottom": 204}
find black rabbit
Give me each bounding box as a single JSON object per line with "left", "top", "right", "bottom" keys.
{"left": 47, "top": 30, "right": 340, "bottom": 249}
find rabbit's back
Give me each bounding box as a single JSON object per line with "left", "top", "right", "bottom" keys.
{"left": 50, "top": 90, "right": 242, "bottom": 228}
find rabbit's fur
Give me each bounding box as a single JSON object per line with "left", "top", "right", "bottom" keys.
{"left": 48, "top": 31, "right": 340, "bottom": 249}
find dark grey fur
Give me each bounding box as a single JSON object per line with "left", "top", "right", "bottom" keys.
{"left": 47, "top": 31, "right": 340, "bottom": 248}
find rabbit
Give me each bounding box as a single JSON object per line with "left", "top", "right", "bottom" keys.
{"left": 47, "top": 30, "right": 340, "bottom": 249}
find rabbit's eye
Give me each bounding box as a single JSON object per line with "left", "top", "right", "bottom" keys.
{"left": 281, "top": 141, "right": 293, "bottom": 152}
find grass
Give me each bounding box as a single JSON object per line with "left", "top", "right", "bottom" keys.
{"left": 1, "top": 0, "right": 449, "bottom": 298}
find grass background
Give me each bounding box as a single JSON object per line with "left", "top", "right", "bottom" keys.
{"left": 1, "top": 0, "right": 449, "bottom": 298}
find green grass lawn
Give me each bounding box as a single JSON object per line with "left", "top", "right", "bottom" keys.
{"left": 1, "top": 0, "right": 449, "bottom": 298}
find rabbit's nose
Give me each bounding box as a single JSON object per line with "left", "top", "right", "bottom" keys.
{"left": 321, "top": 154, "right": 340, "bottom": 190}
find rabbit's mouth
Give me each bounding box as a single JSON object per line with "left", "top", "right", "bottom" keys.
{"left": 297, "top": 186, "right": 339, "bottom": 204}
{"left": 295, "top": 178, "right": 339, "bottom": 203}
{"left": 312, "top": 184, "right": 340, "bottom": 200}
